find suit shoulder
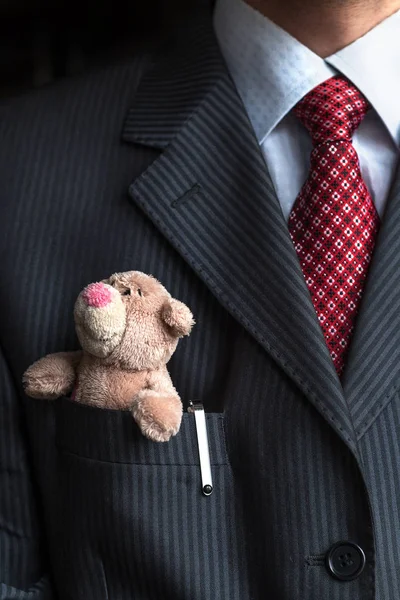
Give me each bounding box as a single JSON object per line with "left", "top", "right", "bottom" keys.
{"left": 0, "top": 47, "right": 153, "bottom": 151}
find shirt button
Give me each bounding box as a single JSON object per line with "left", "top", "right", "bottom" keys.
{"left": 325, "top": 541, "right": 366, "bottom": 581}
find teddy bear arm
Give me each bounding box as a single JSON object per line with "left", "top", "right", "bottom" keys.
{"left": 132, "top": 369, "right": 182, "bottom": 442}
{"left": 23, "top": 350, "right": 82, "bottom": 400}
{"left": 146, "top": 367, "right": 178, "bottom": 396}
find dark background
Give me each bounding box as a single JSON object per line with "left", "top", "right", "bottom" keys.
{"left": 0, "top": 0, "right": 199, "bottom": 98}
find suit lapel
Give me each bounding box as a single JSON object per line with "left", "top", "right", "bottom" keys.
{"left": 343, "top": 159, "right": 400, "bottom": 439}
{"left": 123, "top": 13, "right": 359, "bottom": 454}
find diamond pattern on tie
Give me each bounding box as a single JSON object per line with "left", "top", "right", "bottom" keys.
{"left": 288, "top": 76, "right": 380, "bottom": 377}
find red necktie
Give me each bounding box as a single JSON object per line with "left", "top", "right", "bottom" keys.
{"left": 288, "top": 76, "right": 380, "bottom": 377}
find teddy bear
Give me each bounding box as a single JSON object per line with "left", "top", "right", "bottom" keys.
{"left": 23, "top": 271, "right": 195, "bottom": 442}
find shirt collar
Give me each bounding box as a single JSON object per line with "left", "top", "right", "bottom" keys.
{"left": 213, "top": 0, "right": 400, "bottom": 147}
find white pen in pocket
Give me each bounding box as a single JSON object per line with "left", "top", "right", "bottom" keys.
{"left": 188, "top": 401, "right": 213, "bottom": 496}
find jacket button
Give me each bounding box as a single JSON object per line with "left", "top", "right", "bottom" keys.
{"left": 325, "top": 541, "right": 366, "bottom": 581}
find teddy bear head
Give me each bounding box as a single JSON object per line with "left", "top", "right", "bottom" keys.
{"left": 73, "top": 271, "right": 194, "bottom": 370}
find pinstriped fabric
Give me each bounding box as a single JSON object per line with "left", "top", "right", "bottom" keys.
{"left": 359, "top": 396, "right": 400, "bottom": 600}
{"left": 122, "top": 13, "right": 223, "bottom": 149}
{"left": 0, "top": 34, "right": 249, "bottom": 598}
{"left": 0, "top": 345, "right": 53, "bottom": 596}
{"left": 0, "top": 578, "right": 53, "bottom": 600}
{"left": 1, "top": 54, "right": 153, "bottom": 360}
{"left": 56, "top": 432, "right": 247, "bottom": 599}
{"left": 343, "top": 160, "right": 400, "bottom": 435}
{"left": 1, "top": 7, "right": 399, "bottom": 600}
{"left": 223, "top": 329, "right": 374, "bottom": 600}
{"left": 56, "top": 398, "right": 228, "bottom": 465}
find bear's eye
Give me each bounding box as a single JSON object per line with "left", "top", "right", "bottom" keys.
{"left": 137, "top": 288, "right": 142, "bottom": 297}
{"left": 122, "top": 289, "right": 131, "bottom": 296}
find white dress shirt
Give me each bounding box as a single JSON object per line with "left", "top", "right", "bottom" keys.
{"left": 214, "top": 0, "right": 400, "bottom": 221}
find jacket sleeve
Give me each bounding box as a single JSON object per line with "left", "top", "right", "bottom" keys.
{"left": 0, "top": 344, "right": 56, "bottom": 599}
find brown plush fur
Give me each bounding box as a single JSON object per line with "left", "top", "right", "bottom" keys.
{"left": 23, "top": 271, "right": 195, "bottom": 442}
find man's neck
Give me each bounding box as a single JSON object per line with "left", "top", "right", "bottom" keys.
{"left": 245, "top": 0, "right": 400, "bottom": 57}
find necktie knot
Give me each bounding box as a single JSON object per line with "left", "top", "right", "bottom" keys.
{"left": 295, "top": 76, "right": 370, "bottom": 146}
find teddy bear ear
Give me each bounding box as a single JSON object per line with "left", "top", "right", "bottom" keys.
{"left": 161, "top": 299, "right": 195, "bottom": 337}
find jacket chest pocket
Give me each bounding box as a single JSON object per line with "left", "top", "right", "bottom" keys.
{"left": 53, "top": 397, "right": 248, "bottom": 600}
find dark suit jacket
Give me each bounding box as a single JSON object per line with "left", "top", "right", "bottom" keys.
{"left": 1, "top": 3, "right": 400, "bottom": 599}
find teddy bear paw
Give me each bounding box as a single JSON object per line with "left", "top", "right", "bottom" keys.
{"left": 132, "top": 391, "right": 183, "bottom": 442}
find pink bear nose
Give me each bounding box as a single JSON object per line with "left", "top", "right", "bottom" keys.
{"left": 82, "top": 282, "right": 113, "bottom": 308}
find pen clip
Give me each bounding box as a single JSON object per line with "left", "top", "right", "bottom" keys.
{"left": 188, "top": 400, "right": 213, "bottom": 496}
